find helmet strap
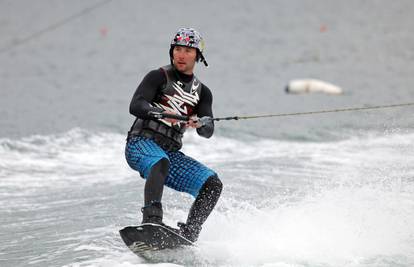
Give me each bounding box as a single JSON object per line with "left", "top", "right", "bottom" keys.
{"left": 199, "top": 53, "right": 209, "bottom": 67}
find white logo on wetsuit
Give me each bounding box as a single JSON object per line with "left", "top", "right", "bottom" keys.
{"left": 191, "top": 80, "right": 200, "bottom": 94}
{"left": 166, "top": 95, "right": 188, "bottom": 114}
{"left": 154, "top": 80, "right": 200, "bottom": 116}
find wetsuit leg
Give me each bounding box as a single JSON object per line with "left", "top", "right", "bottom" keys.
{"left": 142, "top": 158, "right": 170, "bottom": 223}
{"left": 144, "top": 158, "right": 169, "bottom": 205}
{"left": 180, "top": 175, "right": 223, "bottom": 241}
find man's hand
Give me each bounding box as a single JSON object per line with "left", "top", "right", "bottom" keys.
{"left": 162, "top": 110, "right": 180, "bottom": 125}
{"left": 186, "top": 116, "right": 211, "bottom": 128}
{"left": 186, "top": 115, "right": 200, "bottom": 128}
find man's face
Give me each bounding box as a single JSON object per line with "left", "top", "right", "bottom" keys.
{"left": 172, "top": 46, "right": 197, "bottom": 74}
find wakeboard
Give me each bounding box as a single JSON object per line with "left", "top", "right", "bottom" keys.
{"left": 119, "top": 223, "right": 194, "bottom": 255}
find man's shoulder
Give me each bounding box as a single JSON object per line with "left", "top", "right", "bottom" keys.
{"left": 199, "top": 82, "right": 212, "bottom": 101}
{"left": 200, "top": 82, "right": 211, "bottom": 93}
{"left": 146, "top": 67, "right": 165, "bottom": 77}
{"left": 142, "top": 67, "right": 167, "bottom": 85}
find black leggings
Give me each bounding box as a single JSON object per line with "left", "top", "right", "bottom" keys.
{"left": 144, "top": 159, "right": 222, "bottom": 226}
{"left": 186, "top": 175, "right": 223, "bottom": 227}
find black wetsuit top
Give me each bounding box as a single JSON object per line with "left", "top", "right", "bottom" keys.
{"left": 129, "top": 67, "right": 214, "bottom": 139}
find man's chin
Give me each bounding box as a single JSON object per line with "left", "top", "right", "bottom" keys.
{"left": 176, "top": 66, "right": 189, "bottom": 73}
{"left": 174, "top": 63, "right": 183, "bottom": 69}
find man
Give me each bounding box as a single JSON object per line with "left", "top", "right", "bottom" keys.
{"left": 125, "top": 27, "right": 223, "bottom": 242}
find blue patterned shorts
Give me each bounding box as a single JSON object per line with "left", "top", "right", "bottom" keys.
{"left": 125, "top": 136, "right": 216, "bottom": 197}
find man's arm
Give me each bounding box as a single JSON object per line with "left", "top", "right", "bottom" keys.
{"left": 129, "top": 69, "right": 166, "bottom": 120}
{"left": 195, "top": 85, "right": 214, "bottom": 138}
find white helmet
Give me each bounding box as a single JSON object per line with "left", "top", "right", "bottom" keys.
{"left": 169, "top": 27, "right": 208, "bottom": 67}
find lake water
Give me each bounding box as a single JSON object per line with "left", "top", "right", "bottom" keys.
{"left": 1, "top": 1, "right": 414, "bottom": 266}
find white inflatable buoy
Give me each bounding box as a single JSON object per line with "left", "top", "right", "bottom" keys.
{"left": 285, "top": 79, "right": 343, "bottom": 95}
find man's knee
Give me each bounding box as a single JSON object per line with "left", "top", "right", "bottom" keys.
{"left": 151, "top": 158, "right": 170, "bottom": 177}
{"left": 202, "top": 175, "right": 223, "bottom": 197}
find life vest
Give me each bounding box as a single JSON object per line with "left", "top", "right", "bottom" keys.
{"left": 155, "top": 65, "right": 202, "bottom": 129}
{"left": 129, "top": 65, "right": 202, "bottom": 151}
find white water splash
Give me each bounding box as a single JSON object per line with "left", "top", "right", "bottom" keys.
{"left": 1, "top": 129, "right": 414, "bottom": 266}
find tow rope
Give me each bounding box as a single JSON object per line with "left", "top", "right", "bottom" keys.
{"left": 149, "top": 102, "right": 414, "bottom": 122}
